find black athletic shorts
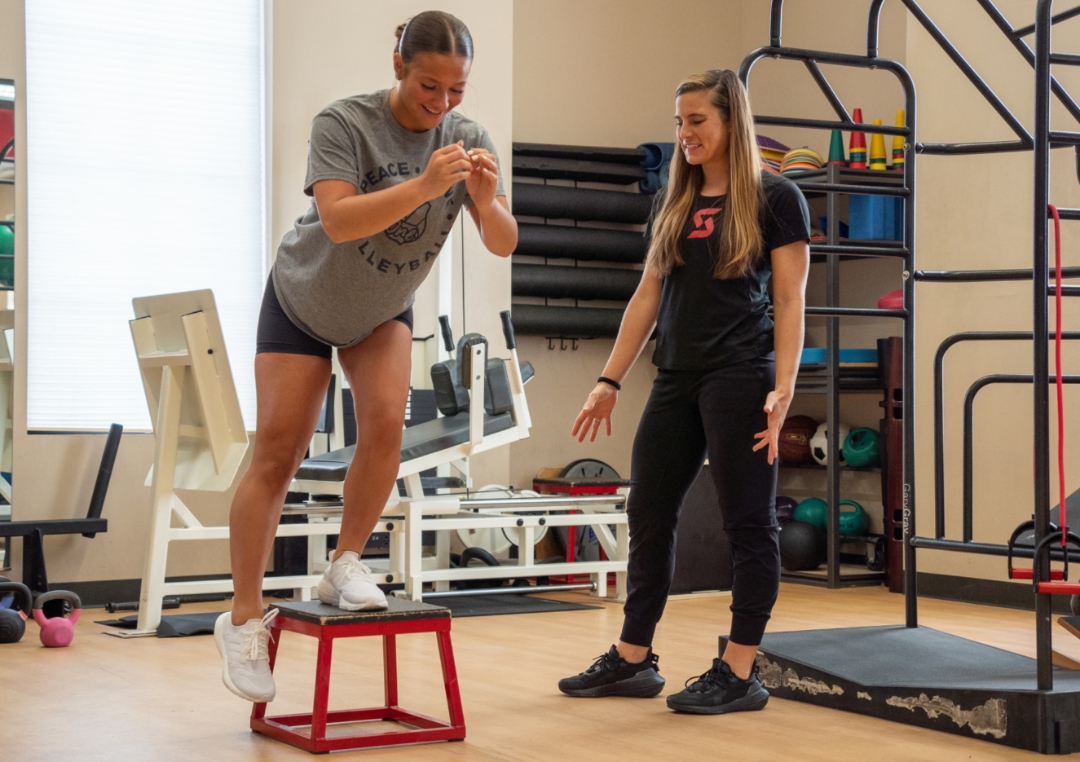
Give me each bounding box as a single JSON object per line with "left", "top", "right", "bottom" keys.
{"left": 256, "top": 275, "right": 414, "bottom": 359}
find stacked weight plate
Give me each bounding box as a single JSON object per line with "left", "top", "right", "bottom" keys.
{"left": 510, "top": 143, "right": 655, "bottom": 338}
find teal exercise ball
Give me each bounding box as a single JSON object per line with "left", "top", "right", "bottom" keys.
{"left": 843, "top": 427, "right": 880, "bottom": 468}
{"left": 794, "top": 497, "right": 827, "bottom": 532}
{"left": 794, "top": 497, "right": 870, "bottom": 536}
{"left": 0, "top": 223, "right": 12, "bottom": 255}
{"left": 839, "top": 499, "right": 869, "bottom": 536}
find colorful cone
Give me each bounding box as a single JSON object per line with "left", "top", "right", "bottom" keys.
{"left": 848, "top": 108, "right": 867, "bottom": 169}
{"left": 828, "top": 129, "right": 846, "bottom": 165}
{"left": 869, "top": 119, "right": 887, "bottom": 170}
{"left": 892, "top": 109, "right": 906, "bottom": 171}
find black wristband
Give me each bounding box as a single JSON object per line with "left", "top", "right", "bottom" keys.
{"left": 597, "top": 376, "right": 622, "bottom": 391}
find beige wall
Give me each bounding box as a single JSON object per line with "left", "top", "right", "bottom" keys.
{"left": 513, "top": 0, "right": 744, "bottom": 147}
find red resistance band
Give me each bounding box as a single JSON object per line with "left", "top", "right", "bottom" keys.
{"left": 1050, "top": 204, "right": 1066, "bottom": 547}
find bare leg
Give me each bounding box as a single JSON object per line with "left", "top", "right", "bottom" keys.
{"left": 332, "top": 319, "right": 413, "bottom": 557}
{"left": 230, "top": 352, "right": 331, "bottom": 625}
{"left": 721, "top": 642, "right": 758, "bottom": 680}
{"left": 617, "top": 641, "right": 650, "bottom": 664}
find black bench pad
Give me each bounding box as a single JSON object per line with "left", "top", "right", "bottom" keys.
{"left": 295, "top": 411, "right": 515, "bottom": 482}
{"left": 271, "top": 596, "right": 449, "bottom": 625}
{"left": 0, "top": 518, "right": 108, "bottom": 537}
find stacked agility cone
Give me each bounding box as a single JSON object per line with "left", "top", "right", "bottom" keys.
{"left": 892, "top": 109, "right": 905, "bottom": 171}
{"left": 828, "top": 130, "right": 846, "bottom": 166}
{"left": 848, "top": 108, "right": 867, "bottom": 169}
{"left": 869, "top": 119, "right": 888, "bottom": 170}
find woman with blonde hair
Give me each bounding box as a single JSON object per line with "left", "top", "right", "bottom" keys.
{"left": 558, "top": 69, "right": 809, "bottom": 715}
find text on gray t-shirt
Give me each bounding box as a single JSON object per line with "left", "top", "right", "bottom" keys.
{"left": 273, "top": 89, "right": 504, "bottom": 346}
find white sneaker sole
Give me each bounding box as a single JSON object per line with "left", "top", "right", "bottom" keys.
{"left": 213, "top": 613, "right": 275, "bottom": 703}
{"left": 317, "top": 579, "right": 388, "bottom": 611}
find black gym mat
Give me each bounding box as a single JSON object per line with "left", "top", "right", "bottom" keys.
{"left": 96, "top": 611, "right": 222, "bottom": 638}
{"left": 760, "top": 625, "right": 1080, "bottom": 690}
{"left": 95, "top": 595, "right": 600, "bottom": 636}
{"left": 434, "top": 593, "right": 601, "bottom": 618}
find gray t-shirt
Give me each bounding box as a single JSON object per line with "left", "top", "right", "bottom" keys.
{"left": 273, "top": 89, "right": 504, "bottom": 346}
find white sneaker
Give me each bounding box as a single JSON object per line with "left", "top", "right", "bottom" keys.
{"left": 214, "top": 609, "right": 278, "bottom": 703}
{"left": 318, "top": 551, "right": 388, "bottom": 611}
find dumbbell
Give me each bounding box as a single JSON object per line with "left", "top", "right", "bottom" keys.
{"left": 0, "top": 581, "right": 32, "bottom": 643}
{"left": 33, "top": 591, "right": 82, "bottom": 648}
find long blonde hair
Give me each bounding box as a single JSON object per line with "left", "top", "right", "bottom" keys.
{"left": 646, "top": 70, "right": 764, "bottom": 280}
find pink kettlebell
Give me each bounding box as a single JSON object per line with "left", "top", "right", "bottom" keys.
{"left": 33, "top": 591, "right": 81, "bottom": 648}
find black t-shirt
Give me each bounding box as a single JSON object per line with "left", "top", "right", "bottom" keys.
{"left": 650, "top": 172, "right": 811, "bottom": 370}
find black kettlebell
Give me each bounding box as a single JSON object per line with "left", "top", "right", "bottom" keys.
{"left": 0, "top": 581, "right": 32, "bottom": 643}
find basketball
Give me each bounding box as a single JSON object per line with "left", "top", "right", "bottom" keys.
{"left": 779, "top": 415, "right": 818, "bottom": 464}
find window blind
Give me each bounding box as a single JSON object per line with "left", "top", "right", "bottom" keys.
{"left": 26, "top": 0, "right": 265, "bottom": 430}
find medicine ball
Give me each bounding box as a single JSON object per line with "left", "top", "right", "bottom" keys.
{"left": 839, "top": 499, "right": 870, "bottom": 536}
{"left": 810, "top": 422, "right": 850, "bottom": 466}
{"left": 779, "top": 415, "right": 818, "bottom": 464}
{"left": 842, "top": 427, "right": 880, "bottom": 468}
{"left": 794, "top": 497, "right": 828, "bottom": 532}
{"left": 775, "top": 495, "right": 798, "bottom": 525}
{"left": 779, "top": 520, "right": 827, "bottom": 572}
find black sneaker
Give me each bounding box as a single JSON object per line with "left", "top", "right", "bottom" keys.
{"left": 665, "top": 658, "right": 769, "bottom": 715}
{"left": 558, "top": 645, "right": 666, "bottom": 698}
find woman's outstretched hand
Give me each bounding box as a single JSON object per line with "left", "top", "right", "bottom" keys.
{"left": 572, "top": 383, "right": 618, "bottom": 443}
{"left": 753, "top": 390, "right": 793, "bottom": 465}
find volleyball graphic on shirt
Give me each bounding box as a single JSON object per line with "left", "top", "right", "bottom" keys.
{"left": 385, "top": 202, "right": 431, "bottom": 245}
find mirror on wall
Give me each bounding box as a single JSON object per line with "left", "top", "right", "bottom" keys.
{"left": 0, "top": 77, "right": 13, "bottom": 570}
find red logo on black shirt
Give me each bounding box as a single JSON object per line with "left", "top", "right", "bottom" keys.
{"left": 687, "top": 207, "right": 723, "bottom": 239}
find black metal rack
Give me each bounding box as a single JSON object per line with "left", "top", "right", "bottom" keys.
{"left": 740, "top": 29, "right": 915, "bottom": 594}
{"left": 783, "top": 164, "right": 906, "bottom": 588}
{"left": 737, "top": 1, "right": 1080, "bottom": 753}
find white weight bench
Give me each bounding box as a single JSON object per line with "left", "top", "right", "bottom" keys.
{"left": 290, "top": 312, "right": 629, "bottom": 601}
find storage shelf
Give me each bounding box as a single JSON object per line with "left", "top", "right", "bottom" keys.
{"left": 790, "top": 166, "right": 906, "bottom": 195}
{"left": 810, "top": 238, "right": 907, "bottom": 263}
{"left": 782, "top": 565, "right": 886, "bottom": 587}
{"left": 779, "top": 461, "right": 881, "bottom": 474}
{"left": 795, "top": 376, "right": 884, "bottom": 393}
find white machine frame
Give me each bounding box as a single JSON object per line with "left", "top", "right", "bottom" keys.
{"left": 292, "top": 330, "right": 629, "bottom": 602}
{"left": 122, "top": 290, "right": 627, "bottom": 636}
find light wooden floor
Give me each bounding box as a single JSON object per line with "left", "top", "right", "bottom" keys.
{"left": 0, "top": 583, "right": 1070, "bottom": 761}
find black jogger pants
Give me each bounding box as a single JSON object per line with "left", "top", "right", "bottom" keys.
{"left": 620, "top": 356, "right": 781, "bottom": 648}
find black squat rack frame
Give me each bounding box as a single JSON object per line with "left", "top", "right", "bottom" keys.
{"left": 735, "top": 1, "right": 1080, "bottom": 753}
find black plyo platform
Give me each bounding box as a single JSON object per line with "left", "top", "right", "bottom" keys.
{"left": 741, "top": 626, "right": 1080, "bottom": 754}
{"left": 271, "top": 596, "right": 448, "bottom": 626}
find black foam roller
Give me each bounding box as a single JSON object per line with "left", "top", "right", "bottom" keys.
{"left": 512, "top": 183, "right": 652, "bottom": 224}
{"left": 515, "top": 223, "right": 647, "bottom": 263}
{"left": 513, "top": 143, "right": 646, "bottom": 165}
{"left": 512, "top": 156, "right": 645, "bottom": 184}
{"left": 512, "top": 264, "right": 641, "bottom": 301}
{"left": 511, "top": 305, "right": 624, "bottom": 338}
